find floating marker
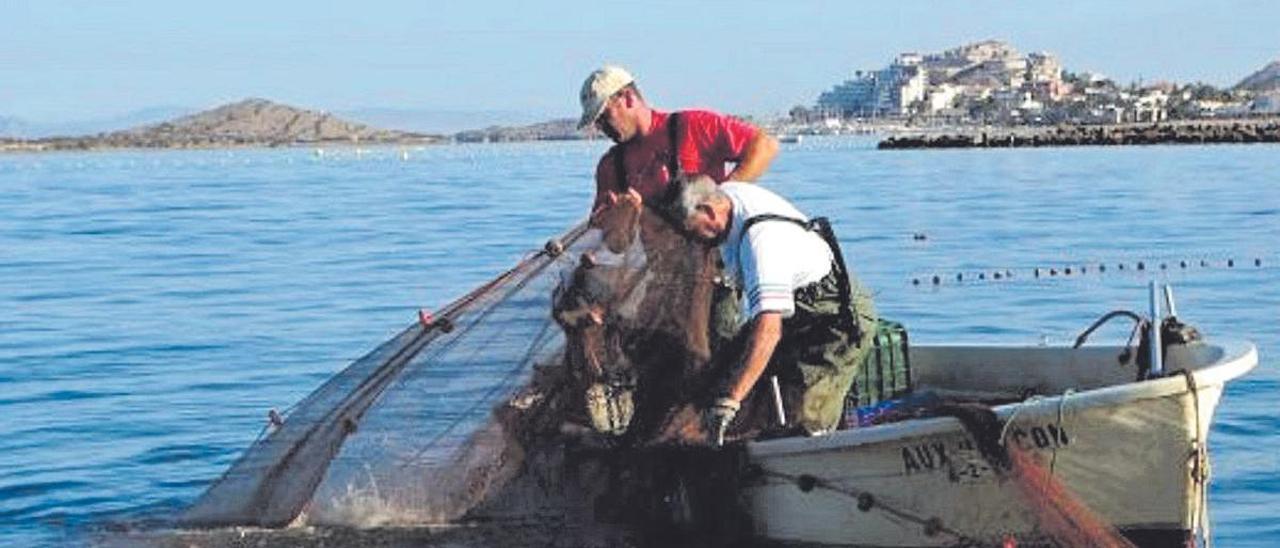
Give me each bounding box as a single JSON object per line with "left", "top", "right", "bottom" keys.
{"left": 1228, "top": 259, "right": 1235, "bottom": 267}
{"left": 1137, "top": 262, "right": 1145, "bottom": 271}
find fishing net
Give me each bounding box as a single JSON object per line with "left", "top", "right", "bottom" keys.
{"left": 179, "top": 205, "right": 1141, "bottom": 547}
{"left": 180, "top": 209, "right": 730, "bottom": 532}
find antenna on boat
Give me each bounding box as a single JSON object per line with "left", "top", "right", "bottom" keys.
{"left": 1162, "top": 284, "right": 1179, "bottom": 319}
{"left": 1147, "top": 280, "right": 1164, "bottom": 377}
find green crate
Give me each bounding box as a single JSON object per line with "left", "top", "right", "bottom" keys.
{"left": 852, "top": 319, "right": 912, "bottom": 407}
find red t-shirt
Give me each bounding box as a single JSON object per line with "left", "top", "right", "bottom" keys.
{"left": 593, "top": 109, "right": 758, "bottom": 209}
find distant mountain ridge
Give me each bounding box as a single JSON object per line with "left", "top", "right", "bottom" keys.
{"left": 454, "top": 118, "right": 582, "bottom": 143}
{"left": 2, "top": 99, "right": 442, "bottom": 151}
{"left": 111, "top": 98, "right": 431, "bottom": 145}
{"left": 1235, "top": 60, "right": 1280, "bottom": 92}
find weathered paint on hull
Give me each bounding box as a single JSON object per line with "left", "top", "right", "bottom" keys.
{"left": 743, "top": 341, "right": 1255, "bottom": 547}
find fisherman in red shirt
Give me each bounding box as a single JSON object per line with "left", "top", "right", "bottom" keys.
{"left": 578, "top": 65, "right": 779, "bottom": 247}
{"left": 567, "top": 65, "right": 779, "bottom": 440}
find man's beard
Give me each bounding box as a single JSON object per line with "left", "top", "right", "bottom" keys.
{"left": 600, "top": 121, "right": 623, "bottom": 143}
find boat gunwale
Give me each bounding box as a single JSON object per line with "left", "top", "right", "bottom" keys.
{"left": 747, "top": 339, "right": 1258, "bottom": 459}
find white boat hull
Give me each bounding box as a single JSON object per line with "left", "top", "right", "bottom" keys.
{"left": 743, "top": 340, "right": 1257, "bottom": 546}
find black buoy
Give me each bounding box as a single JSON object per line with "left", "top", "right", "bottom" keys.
{"left": 796, "top": 474, "right": 818, "bottom": 493}
{"left": 1180, "top": 260, "right": 1188, "bottom": 268}
{"left": 1064, "top": 267, "right": 1072, "bottom": 275}
{"left": 923, "top": 517, "right": 944, "bottom": 537}
{"left": 978, "top": 273, "right": 986, "bottom": 280}
{"left": 1256, "top": 258, "right": 1263, "bottom": 267}
{"left": 857, "top": 493, "right": 875, "bottom": 512}
{"left": 1137, "top": 261, "right": 1145, "bottom": 271}
{"left": 932, "top": 275, "right": 941, "bottom": 285}
{"left": 912, "top": 278, "right": 920, "bottom": 286}
{"left": 957, "top": 273, "right": 963, "bottom": 281}
{"left": 1099, "top": 264, "right": 1107, "bottom": 272}
{"left": 1228, "top": 259, "right": 1235, "bottom": 267}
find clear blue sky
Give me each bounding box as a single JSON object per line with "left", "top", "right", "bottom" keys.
{"left": 5, "top": 0, "right": 1278, "bottom": 122}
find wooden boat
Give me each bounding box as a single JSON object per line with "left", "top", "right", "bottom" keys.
{"left": 741, "top": 334, "right": 1257, "bottom": 546}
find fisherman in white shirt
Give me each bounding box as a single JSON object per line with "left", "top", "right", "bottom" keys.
{"left": 662, "top": 175, "right": 877, "bottom": 445}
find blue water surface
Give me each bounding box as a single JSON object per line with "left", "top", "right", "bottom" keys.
{"left": 1, "top": 139, "right": 1276, "bottom": 546}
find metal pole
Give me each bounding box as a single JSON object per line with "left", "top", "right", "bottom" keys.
{"left": 1148, "top": 280, "right": 1164, "bottom": 377}
{"left": 1163, "top": 284, "right": 1178, "bottom": 319}
{"left": 770, "top": 376, "right": 787, "bottom": 427}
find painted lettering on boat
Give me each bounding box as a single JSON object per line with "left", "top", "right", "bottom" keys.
{"left": 901, "top": 423, "right": 1069, "bottom": 482}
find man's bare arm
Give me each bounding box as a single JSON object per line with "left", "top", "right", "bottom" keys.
{"left": 726, "top": 312, "right": 783, "bottom": 403}
{"left": 727, "top": 130, "right": 780, "bottom": 182}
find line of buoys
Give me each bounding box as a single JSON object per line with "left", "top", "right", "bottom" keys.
{"left": 911, "top": 256, "right": 1267, "bottom": 287}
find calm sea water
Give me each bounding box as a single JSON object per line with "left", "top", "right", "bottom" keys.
{"left": 1, "top": 138, "right": 1276, "bottom": 546}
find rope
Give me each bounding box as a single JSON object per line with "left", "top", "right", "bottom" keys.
{"left": 999, "top": 395, "right": 1046, "bottom": 444}
{"left": 1178, "top": 369, "right": 1211, "bottom": 548}
{"left": 1050, "top": 389, "right": 1075, "bottom": 474}
{"left": 759, "top": 469, "right": 982, "bottom": 545}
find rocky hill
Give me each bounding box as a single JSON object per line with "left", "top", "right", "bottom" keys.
{"left": 1235, "top": 60, "right": 1280, "bottom": 92}
{"left": 6, "top": 99, "right": 442, "bottom": 151}
{"left": 453, "top": 118, "right": 584, "bottom": 143}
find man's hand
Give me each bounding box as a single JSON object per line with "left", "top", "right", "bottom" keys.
{"left": 595, "top": 188, "right": 642, "bottom": 252}
{"left": 704, "top": 397, "right": 741, "bottom": 447}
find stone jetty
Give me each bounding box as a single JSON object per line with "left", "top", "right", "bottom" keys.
{"left": 879, "top": 119, "right": 1280, "bottom": 149}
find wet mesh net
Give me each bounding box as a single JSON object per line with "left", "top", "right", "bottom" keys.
{"left": 181, "top": 211, "right": 724, "bottom": 530}
{"left": 179, "top": 207, "right": 1140, "bottom": 547}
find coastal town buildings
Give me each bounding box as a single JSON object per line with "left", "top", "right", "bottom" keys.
{"left": 807, "top": 40, "right": 1277, "bottom": 127}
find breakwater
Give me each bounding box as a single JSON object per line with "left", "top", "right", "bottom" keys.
{"left": 879, "top": 119, "right": 1280, "bottom": 149}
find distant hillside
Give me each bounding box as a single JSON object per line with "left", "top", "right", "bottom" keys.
{"left": 340, "top": 107, "right": 559, "bottom": 134}
{"left": 454, "top": 118, "right": 584, "bottom": 143}
{"left": 4, "top": 99, "right": 443, "bottom": 151}
{"left": 1235, "top": 60, "right": 1280, "bottom": 92}
{"left": 105, "top": 98, "right": 436, "bottom": 146}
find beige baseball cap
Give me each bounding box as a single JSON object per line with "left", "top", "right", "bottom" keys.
{"left": 577, "top": 65, "right": 635, "bottom": 130}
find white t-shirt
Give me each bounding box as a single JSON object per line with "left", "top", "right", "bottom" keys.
{"left": 718, "top": 183, "right": 833, "bottom": 319}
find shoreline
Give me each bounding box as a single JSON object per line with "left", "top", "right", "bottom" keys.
{"left": 878, "top": 117, "right": 1280, "bottom": 149}
{"left": 7, "top": 116, "right": 1280, "bottom": 154}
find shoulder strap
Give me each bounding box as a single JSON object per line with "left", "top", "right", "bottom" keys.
{"left": 611, "top": 111, "right": 684, "bottom": 193}
{"left": 741, "top": 213, "right": 814, "bottom": 235}
{"left": 741, "top": 214, "right": 859, "bottom": 337}
{"left": 667, "top": 111, "right": 683, "bottom": 179}
{"left": 612, "top": 145, "right": 628, "bottom": 192}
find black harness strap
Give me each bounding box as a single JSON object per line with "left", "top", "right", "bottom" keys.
{"left": 612, "top": 112, "right": 683, "bottom": 193}
{"left": 740, "top": 214, "right": 860, "bottom": 338}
